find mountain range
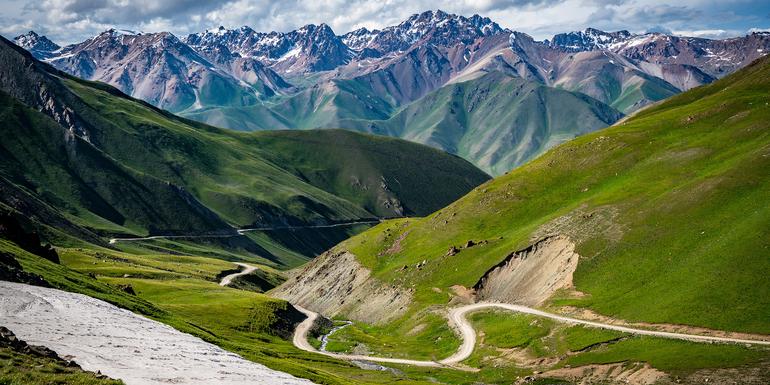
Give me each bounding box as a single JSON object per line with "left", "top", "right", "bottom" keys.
{"left": 0, "top": 35, "right": 488, "bottom": 266}
{"left": 15, "top": 11, "right": 770, "bottom": 174}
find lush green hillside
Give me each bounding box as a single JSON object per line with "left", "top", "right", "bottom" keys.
{"left": 340, "top": 54, "right": 770, "bottom": 333}
{"left": 345, "top": 71, "right": 623, "bottom": 175}
{"left": 182, "top": 72, "right": 622, "bottom": 176}
{"left": 183, "top": 77, "right": 395, "bottom": 131}
{"left": 269, "top": 53, "right": 770, "bottom": 383}
{"left": 0, "top": 36, "right": 488, "bottom": 265}
{"left": 0, "top": 220, "right": 557, "bottom": 385}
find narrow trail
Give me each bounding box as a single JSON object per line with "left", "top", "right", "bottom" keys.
{"left": 292, "top": 302, "right": 770, "bottom": 368}
{"left": 108, "top": 219, "right": 382, "bottom": 244}
{"left": 219, "top": 263, "right": 257, "bottom": 286}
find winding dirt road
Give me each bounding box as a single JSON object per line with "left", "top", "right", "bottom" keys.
{"left": 219, "top": 263, "right": 257, "bottom": 286}
{"left": 108, "top": 220, "right": 382, "bottom": 244}
{"left": 440, "top": 303, "right": 770, "bottom": 365}
{"left": 293, "top": 302, "right": 770, "bottom": 368}
{"left": 293, "top": 305, "right": 443, "bottom": 367}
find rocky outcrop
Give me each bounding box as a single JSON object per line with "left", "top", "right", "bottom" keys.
{"left": 0, "top": 251, "right": 50, "bottom": 287}
{"left": 13, "top": 31, "right": 59, "bottom": 59}
{"left": 273, "top": 250, "right": 412, "bottom": 324}
{"left": 0, "top": 36, "right": 91, "bottom": 141}
{"left": 0, "top": 214, "right": 59, "bottom": 264}
{"left": 473, "top": 236, "right": 578, "bottom": 306}
{"left": 0, "top": 327, "right": 79, "bottom": 367}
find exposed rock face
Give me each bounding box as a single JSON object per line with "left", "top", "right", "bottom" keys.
{"left": 543, "top": 362, "right": 666, "bottom": 385}
{"left": 0, "top": 251, "right": 50, "bottom": 287}
{"left": 13, "top": 31, "right": 59, "bottom": 59}
{"left": 15, "top": 15, "right": 770, "bottom": 118}
{"left": 0, "top": 214, "right": 59, "bottom": 264}
{"left": 12, "top": 16, "right": 770, "bottom": 177}
{"left": 548, "top": 29, "right": 770, "bottom": 80}
{"left": 473, "top": 236, "right": 579, "bottom": 306}
{"left": 610, "top": 32, "right": 770, "bottom": 78}
{"left": 186, "top": 24, "right": 353, "bottom": 74}
{"left": 550, "top": 28, "right": 633, "bottom": 51}
{"left": 35, "top": 29, "right": 263, "bottom": 112}
{"left": 0, "top": 327, "right": 77, "bottom": 365}
{"left": 273, "top": 250, "right": 412, "bottom": 324}
{"left": 342, "top": 10, "right": 504, "bottom": 56}
{"left": 0, "top": 37, "right": 91, "bottom": 140}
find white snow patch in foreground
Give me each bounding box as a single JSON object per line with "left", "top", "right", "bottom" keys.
{"left": 0, "top": 281, "right": 315, "bottom": 385}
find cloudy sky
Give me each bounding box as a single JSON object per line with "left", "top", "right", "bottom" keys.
{"left": 2, "top": 0, "right": 769, "bottom": 45}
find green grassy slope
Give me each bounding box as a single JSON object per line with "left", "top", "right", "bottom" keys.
{"left": 182, "top": 71, "right": 623, "bottom": 176}
{"left": 250, "top": 130, "right": 489, "bottom": 216}
{"left": 0, "top": 343, "right": 123, "bottom": 385}
{"left": 183, "top": 77, "right": 396, "bottom": 131}
{"left": 342, "top": 54, "right": 770, "bottom": 333}
{"left": 347, "top": 71, "right": 623, "bottom": 175}
{"left": 1, "top": 236, "right": 548, "bottom": 385}
{"left": 0, "top": 37, "right": 488, "bottom": 264}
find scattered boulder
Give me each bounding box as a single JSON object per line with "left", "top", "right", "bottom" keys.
{"left": 0, "top": 326, "right": 79, "bottom": 367}
{"left": 0, "top": 251, "right": 50, "bottom": 287}
{"left": 0, "top": 214, "right": 59, "bottom": 263}
{"left": 116, "top": 284, "right": 136, "bottom": 295}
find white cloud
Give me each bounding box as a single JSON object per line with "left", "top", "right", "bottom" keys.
{"left": 672, "top": 29, "right": 738, "bottom": 39}
{"left": 2, "top": 0, "right": 768, "bottom": 44}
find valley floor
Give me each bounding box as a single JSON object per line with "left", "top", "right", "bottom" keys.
{"left": 294, "top": 302, "right": 770, "bottom": 368}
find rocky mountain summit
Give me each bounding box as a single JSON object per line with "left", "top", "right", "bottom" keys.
{"left": 342, "top": 10, "right": 505, "bottom": 55}
{"left": 186, "top": 23, "right": 353, "bottom": 73}
{"left": 549, "top": 28, "right": 770, "bottom": 78}
{"left": 13, "top": 31, "right": 59, "bottom": 59}
{"left": 548, "top": 27, "right": 633, "bottom": 51}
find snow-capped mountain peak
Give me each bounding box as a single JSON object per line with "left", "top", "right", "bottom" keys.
{"left": 13, "top": 31, "right": 60, "bottom": 58}
{"left": 549, "top": 28, "right": 633, "bottom": 51}
{"left": 341, "top": 9, "right": 505, "bottom": 57}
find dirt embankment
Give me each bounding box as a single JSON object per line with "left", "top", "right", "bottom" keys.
{"left": 473, "top": 235, "right": 579, "bottom": 306}
{"left": 543, "top": 363, "right": 667, "bottom": 385}
{"left": 272, "top": 250, "right": 411, "bottom": 325}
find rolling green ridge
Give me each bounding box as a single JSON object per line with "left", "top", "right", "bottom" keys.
{"left": 183, "top": 71, "right": 623, "bottom": 175}
{"left": 344, "top": 71, "right": 623, "bottom": 175}
{"left": 183, "top": 77, "right": 396, "bottom": 132}
{"left": 342, "top": 54, "right": 770, "bottom": 333}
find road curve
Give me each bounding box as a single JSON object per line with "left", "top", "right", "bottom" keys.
{"left": 219, "top": 263, "right": 257, "bottom": 286}
{"left": 292, "top": 305, "right": 443, "bottom": 367}
{"left": 292, "top": 302, "right": 770, "bottom": 368}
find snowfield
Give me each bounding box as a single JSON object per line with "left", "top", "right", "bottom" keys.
{"left": 0, "top": 281, "right": 315, "bottom": 385}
